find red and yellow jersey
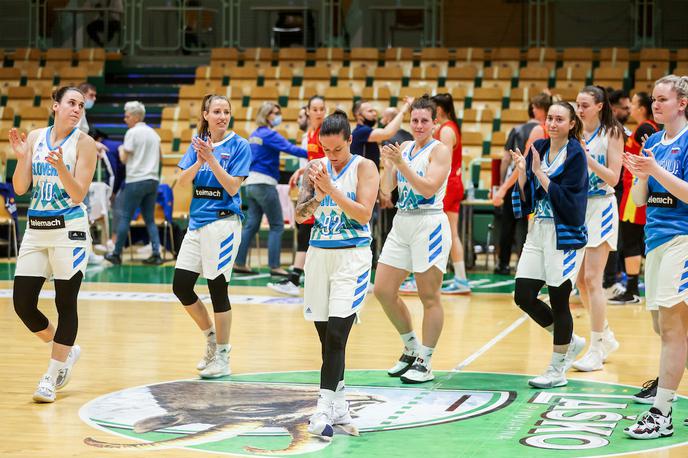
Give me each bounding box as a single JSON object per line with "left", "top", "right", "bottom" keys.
{"left": 619, "top": 120, "right": 659, "bottom": 224}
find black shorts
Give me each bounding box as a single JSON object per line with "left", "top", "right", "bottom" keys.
{"left": 297, "top": 222, "right": 312, "bottom": 252}
{"left": 620, "top": 221, "right": 645, "bottom": 258}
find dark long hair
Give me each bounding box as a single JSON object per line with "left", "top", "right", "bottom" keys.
{"left": 431, "top": 93, "right": 459, "bottom": 126}
{"left": 551, "top": 101, "right": 583, "bottom": 141}
{"left": 635, "top": 91, "right": 654, "bottom": 121}
{"left": 320, "top": 109, "right": 351, "bottom": 139}
{"left": 579, "top": 85, "right": 623, "bottom": 138}
{"left": 198, "top": 94, "right": 231, "bottom": 139}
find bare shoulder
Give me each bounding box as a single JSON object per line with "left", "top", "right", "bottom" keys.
{"left": 357, "top": 156, "right": 379, "bottom": 176}
{"left": 431, "top": 139, "right": 451, "bottom": 157}
{"left": 77, "top": 131, "right": 97, "bottom": 149}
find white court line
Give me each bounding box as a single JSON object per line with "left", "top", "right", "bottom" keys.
{"left": 451, "top": 313, "right": 528, "bottom": 372}
{"left": 232, "top": 273, "right": 271, "bottom": 281}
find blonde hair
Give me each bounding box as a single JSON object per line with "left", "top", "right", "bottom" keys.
{"left": 655, "top": 74, "right": 688, "bottom": 120}
{"left": 255, "top": 102, "right": 279, "bottom": 127}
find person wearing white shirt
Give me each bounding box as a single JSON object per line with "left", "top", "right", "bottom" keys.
{"left": 104, "top": 101, "right": 162, "bottom": 265}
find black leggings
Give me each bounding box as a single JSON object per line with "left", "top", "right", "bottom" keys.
{"left": 314, "top": 315, "right": 356, "bottom": 391}
{"left": 14, "top": 272, "right": 83, "bottom": 346}
{"left": 514, "top": 278, "right": 573, "bottom": 346}
{"left": 173, "top": 268, "right": 231, "bottom": 313}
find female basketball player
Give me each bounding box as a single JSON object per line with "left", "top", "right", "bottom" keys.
{"left": 624, "top": 75, "right": 688, "bottom": 439}
{"left": 431, "top": 93, "right": 470, "bottom": 295}
{"left": 295, "top": 110, "right": 378, "bottom": 438}
{"left": 374, "top": 96, "right": 452, "bottom": 384}
{"left": 572, "top": 86, "right": 624, "bottom": 372}
{"left": 10, "top": 86, "right": 98, "bottom": 402}
{"left": 511, "top": 101, "right": 588, "bottom": 388}
{"left": 173, "top": 94, "right": 251, "bottom": 379}
{"left": 269, "top": 95, "right": 327, "bottom": 296}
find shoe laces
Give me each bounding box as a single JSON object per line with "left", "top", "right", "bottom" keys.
{"left": 38, "top": 375, "right": 55, "bottom": 393}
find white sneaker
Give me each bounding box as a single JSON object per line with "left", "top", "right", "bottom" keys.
{"left": 572, "top": 347, "right": 604, "bottom": 372}
{"left": 33, "top": 374, "right": 56, "bottom": 403}
{"left": 196, "top": 340, "right": 217, "bottom": 371}
{"left": 308, "top": 398, "right": 335, "bottom": 438}
{"left": 55, "top": 345, "right": 81, "bottom": 390}
{"left": 332, "top": 399, "right": 359, "bottom": 436}
{"left": 267, "top": 280, "right": 300, "bottom": 296}
{"left": 602, "top": 329, "right": 620, "bottom": 360}
{"left": 88, "top": 252, "right": 104, "bottom": 265}
{"left": 387, "top": 351, "right": 417, "bottom": 377}
{"left": 563, "top": 335, "right": 585, "bottom": 371}
{"left": 605, "top": 282, "right": 626, "bottom": 299}
{"left": 624, "top": 408, "right": 674, "bottom": 439}
{"left": 528, "top": 364, "right": 567, "bottom": 389}
{"left": 199, "top": 350, "right": 231, "bottom": 379}
{"left": 400, "top": 359, "right": 434, "bottom": 384}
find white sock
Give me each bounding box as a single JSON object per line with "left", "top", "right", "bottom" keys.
{"left": 217, "top": 344, "right": 231, "bottom": 357}
{"left": 545, "top": 324, "right": 554, "bottom": 334}
{"left": 550, "top": 351, "right": 566, "bottom": 370}
{"left": 417, "top": 344, "right": 434, "bottom": 365}
{"left": 47, "top": 359, "right": 66, "bottom": 381}
{"left": 400, "top": 331, "right": 419, "bottom": 354}
{"left": 318, "top": 388, "right": 336, "bottom": 404}
{"left": 335, "top": 380, "right": 346, "bottom": 401}
{"left": 590, "top": 331, "right": 604, "bottom": 350}
{"left": 654, "top": 387, "right": 675, "bottom": 416}
{"left": 203, "top": 326, "right": 216, "bottom": 341}
{"left": 453, "top": 261, "right": 467, "bottom": 280}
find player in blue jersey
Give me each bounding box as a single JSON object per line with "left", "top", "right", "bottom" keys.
{"left": 173, "top": 94, "right": 251, "bottom": 379}
{"left": 511, "top": 101, "right": 589, "bottom": 388}
{"left": 572, "top": 86, "right": 625, "bottom": 372}
{"left": 295, "top": 110, "right": 379, "bottom": 438}
{"left": 374, "top": 96, "right": 452, "bottom": 384}
{"left": 10, "top": 86, "right": 98, "bottom": 402}
{"left": 624, "top": 75, "right": 688, "bottom": 440}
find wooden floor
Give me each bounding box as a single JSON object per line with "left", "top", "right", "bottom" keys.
{"left": 1, "top": 279, "right": 687, "bottom": 457}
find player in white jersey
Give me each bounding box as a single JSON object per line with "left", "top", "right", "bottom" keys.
{"left": 374, "top": 96, "right": 452, "bottom": 384}
{"left": 572, "top": 86, "right": 624, "bottom": 372}
{"left": 295, "top": 110, "right": 379, "bottom": 438}
{"left": 511, "top": 102, "right": 589, "bottom": 388}
{"left": 174, "top": 94, "right": 251, "bottom": 379}
{"left": 9, "top": 86, "right": 98, "bottom": 403}
{"left": 624, "top": 75, "right": 688, "bottom": 439}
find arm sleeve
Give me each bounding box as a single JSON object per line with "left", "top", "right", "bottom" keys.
{"left": 177, "top": 143, "right": 197, "bottom": 170}
{"left": 229, "top": 141, "right": 252, "bottom": 177}
{"left": 266, "top": 130, "right": 308, "bottom": 158}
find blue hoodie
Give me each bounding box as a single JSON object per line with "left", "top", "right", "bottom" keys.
{"left": 248, "top": 126, "right": 307, "bottom": 181}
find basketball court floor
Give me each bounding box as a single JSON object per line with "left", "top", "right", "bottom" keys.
{"left": 1, "top": 263, "right": 687, "bottom": 457}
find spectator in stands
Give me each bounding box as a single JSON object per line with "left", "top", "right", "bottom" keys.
{"left": 104, "top": 101, "right": 163, "bottom": 265}
{"left": 603, "top": 88, "right": 632, "bottom": 296}
{"left": 492, "top": 93, "right": 551, "bottom": 275}
{"left": 351, "top": 98, "right": 414, "bottom": 169}
{"left": 234, "top": 102, "right": 308, "bottom": 276}
{"left": 77, "top": 83, "right": 96, "bottom": 135}
{"left": 86, "top": 0, "right": 123, "bottom": 48}
{"left": 609, "top": 91, "right": 658, "bottom": 305}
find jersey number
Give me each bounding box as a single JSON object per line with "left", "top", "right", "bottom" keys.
{"left": 321, "top": 214, "right": 343, "bottom": 235}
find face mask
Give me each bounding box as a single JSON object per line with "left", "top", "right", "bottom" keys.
{"left": 85, "top": 99, "right": 95, "bottom": 110}
{"left": 271, "top": 115, "right": 282, "bottom": 127}
{"left": 363, "top": 118, "right": 377, "bottom": 128}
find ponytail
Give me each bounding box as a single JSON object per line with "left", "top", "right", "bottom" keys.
{"left": 198, "top": 94, "right": 231, "bottom": 139}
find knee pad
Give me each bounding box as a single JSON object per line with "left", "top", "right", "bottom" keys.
{"left": 13, "top": 276, "right": 48, "bottom": 332}
{"left": 173, "top": 269, "right": 199, "bottom": 306}
{"left": 53, "top": 272, "right": 83, "bottom": 346}
{"left": 207, "top": 274, "right": 230, "bottom": 313}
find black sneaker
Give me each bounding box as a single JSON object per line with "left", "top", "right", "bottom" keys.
{"left": 104, "top": 253, "right": 122, "bottom": 265}
{"left": 609, "top": 291, "right": 641, "bottom": 305}
{"left": 633, "top": 378, "right": 659, "bottom": 404}
{"left": 142, "top": 254, "right": 163, "bottom": 265}
{"left": 494, "top": 265, "right": 511, "bottom": 275}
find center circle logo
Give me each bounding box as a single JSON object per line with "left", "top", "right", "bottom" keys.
{"left": 80, "top": 370, "right": 688, "bottom": 457}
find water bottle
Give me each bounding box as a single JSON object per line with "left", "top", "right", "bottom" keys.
{"left": 466, "top": 180, "right": 475, "bottom": 200}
